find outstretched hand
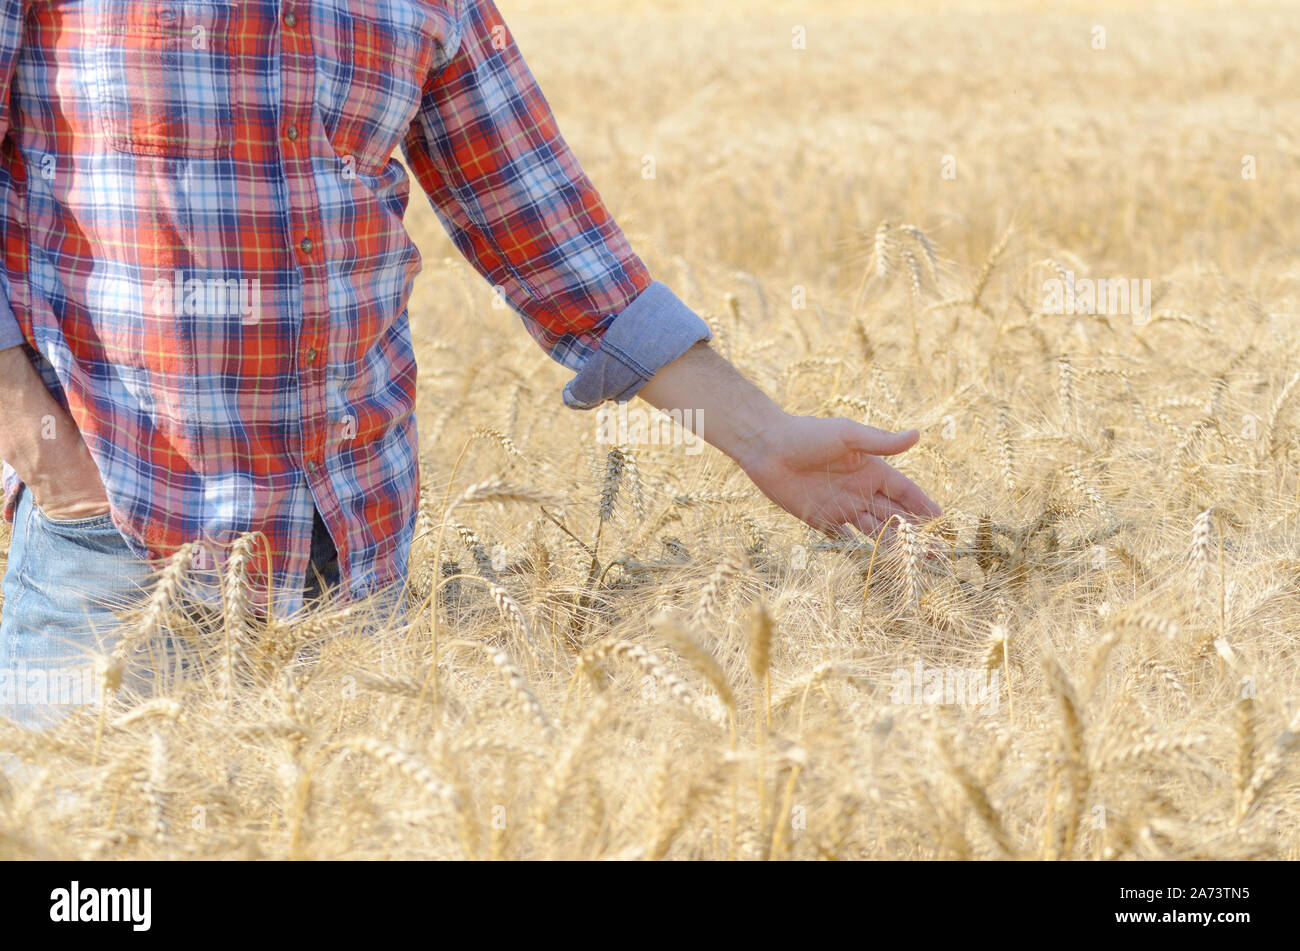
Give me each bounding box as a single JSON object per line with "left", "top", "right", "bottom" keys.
{"left": 735, "top": 415, "right": 941, "bottom": 540}
{"left": 636, "top": 341, "right": 942, "bottom": 542}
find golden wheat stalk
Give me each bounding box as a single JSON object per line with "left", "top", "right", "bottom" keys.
{"left": 447, "top": 477, "right": 557, "bottom": 514}
{"left": 336, "top": 737, "right": 462, "bottom": 814}
{"left": 1042, "top": 654, "right": 1088, "bottom": 860}
{"left": 576, "top": 638, "right": 707, "bottom": 718}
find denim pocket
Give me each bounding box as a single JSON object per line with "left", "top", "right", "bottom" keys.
{"left": 31, "top": 503, "right": 118, "bottom": 534}
{"left": 95, "top": 0, "right": 236, "bottom": 158}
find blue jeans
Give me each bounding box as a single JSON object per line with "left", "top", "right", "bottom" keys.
{"left": 0, "top": 487, "right": 407, "bottom": 728}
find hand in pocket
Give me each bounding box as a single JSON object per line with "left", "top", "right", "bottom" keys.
{"left": 30, "top": 434, "right": 111, "bottom": 522}
{"left": 0, "top": 348, "right": 113, "bottom": 522}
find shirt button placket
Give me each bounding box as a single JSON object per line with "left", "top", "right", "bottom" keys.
{"left": 281, "top": 5, "right": 328, "bottom": 495}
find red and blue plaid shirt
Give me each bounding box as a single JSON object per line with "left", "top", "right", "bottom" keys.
{"left": 0, "top": 0, "right": 710, "bottom": 613}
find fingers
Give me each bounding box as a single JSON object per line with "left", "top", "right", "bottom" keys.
{"left": 816, "top": 519, "right": 858, "bottom": 542}
{"left": 838, "top": 420, "right": 920, "bottom": 457}
{"left": 852, "top": 501, "right": 937, "bottom": 558}
{"left": 848, "top": 508, "right": 889, "bottom": 541}
{"left": 835, "top": 499, "right": 919, "bottom": 546}
{"left": 878, "top": 463, "right": 943, "bottom": 519}
{"left": 819, "top": 495, "right": 889, "bottom": 541}
{"left": 837, "top": 461, "right": 943, "bottom": 523}
{"left": 863, "top": 493, "right": 915, "bottom": 529}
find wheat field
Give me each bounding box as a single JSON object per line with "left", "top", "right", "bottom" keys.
{"left": 3, "top": 0, "right": 1300, "bottom": 860}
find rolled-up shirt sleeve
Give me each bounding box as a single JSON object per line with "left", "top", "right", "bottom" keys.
{"left": 0, "top": 290, "right": 20, "bottom": 351}
{"left": 402, "top": 0, "right": 711, "bottom": 408}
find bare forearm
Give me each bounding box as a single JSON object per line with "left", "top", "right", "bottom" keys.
{"left": 0, "top": 346, "right": 68, "bottom": 479}
{"left": 0, "top": 345, "right": 108, "bottom": 516}
{"left": 635, "top": 341, "right": 788, "bottom": 472}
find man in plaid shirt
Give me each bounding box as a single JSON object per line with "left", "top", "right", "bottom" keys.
{"left": 0, "top": 0, "right": 938, "bottom": 723}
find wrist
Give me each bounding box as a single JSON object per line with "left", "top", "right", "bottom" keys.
{"left": 17, "top": 423, "right": 108, "bottom": 516}
{"left": 636, "top": 339, "right": 792, "bottom": 471}
{"left": 725, "top": 402, "right": 792, "bottom": 475}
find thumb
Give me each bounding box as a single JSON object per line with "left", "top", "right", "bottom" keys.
{"left": 840, "top": 422, "right": 920, "bottom": 456}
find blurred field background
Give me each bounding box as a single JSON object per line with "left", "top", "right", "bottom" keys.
{"left": 4, "top": 0, "right": 1300, "bottom": 859}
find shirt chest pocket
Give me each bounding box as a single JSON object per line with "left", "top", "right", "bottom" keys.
{"left": 322, "top": 14, "right": 431, "bottom": 177}
{"left": 95, "top": 1, "right": 236, "bottom": 158}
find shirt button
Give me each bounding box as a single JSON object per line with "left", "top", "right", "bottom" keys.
{"left": 306, "top": 459, "right": 317, "bottom": 472}
{"left": 283, "top": 12, "right": 296, "bottom": 28}
{"left": 286, "top": 124, "right": 299, "bottom": 141}
{"left": 306, "top": 347, "right": 317, "bottom": 364}
{"left": 299, "top": 237, "right": 313, "bottom": 254}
